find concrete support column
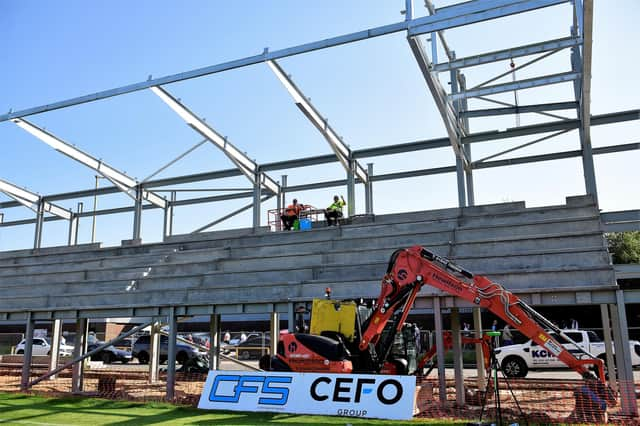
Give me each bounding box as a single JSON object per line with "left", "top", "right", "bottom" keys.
{"left": 252, "top": 172, "right": 262, "bottom": 231}
{"left": 346, "top": 161, "right": 355, "bottom": 217}
{"left": 149, "top": 321, "right": 161, "bottom": 383}
{"left": 163, "top": 192, "right": 175, "bottom": 241}
{"left": 599, "top": 304, "right": 618, "bottom": 393}
{"left": 365, "top": 163, "right": 374, "bottom": 215}
{"left": 270, "top": 312, "right": 279, "bottom": 360}
{"left": 133, "top": 185, "right": 143, "bottom": 240}
{"left": 20, "top": 313, "right": 35, "bottom": 391}
{"left": 451, "top": 308, "right": 465, "bottom": 406}
{"left": 610, "top": 292, "right": 637, "bottom": 416}
{"left": 49, "top": 319, "right": 62, "bottom": 379}
{"left": 287, "top": 303, "right": 295, "bottom": 333}
{"left": 209, "top": 314, "right": 221, "bottom": 371}
{"left": 433, "top": 297, "right": 447, "bottom": 406}
{"left": 71, "top": 318, "right": 88, "bottom": 393}
{"left": 33, "top": 200, "right": 45, "bottom": 249}
{"left": 166, "top": 307, "right": 177, "bottom": 401}
{"left": 473, "top": 307, "right": 486, "bottom": 390}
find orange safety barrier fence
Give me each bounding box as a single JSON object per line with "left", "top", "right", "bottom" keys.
{"left": 1, "top": 365, "right": 639, "bottom": 424}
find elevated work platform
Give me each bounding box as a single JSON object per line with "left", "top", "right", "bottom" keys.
{"left": 0, "top": 196, "right": 621, "bottom": 321}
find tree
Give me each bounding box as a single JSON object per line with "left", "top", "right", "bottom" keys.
{"left": 606, "top": 231, "right": 640, "bottom": 264}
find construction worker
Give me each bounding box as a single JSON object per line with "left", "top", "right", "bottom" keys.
{"left": 280, "top": 198, "right": 306, "bottom": 231}
{"left": 324, "top": 195, "right": 346, "bottom": 226}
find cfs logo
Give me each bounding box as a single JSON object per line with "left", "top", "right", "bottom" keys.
{"left": 209, "top": 375, "right": 292, "bottom": 406}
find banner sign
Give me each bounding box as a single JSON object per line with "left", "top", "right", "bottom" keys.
{"left": 198, "top": 370, "right": 416, "bottom": 420}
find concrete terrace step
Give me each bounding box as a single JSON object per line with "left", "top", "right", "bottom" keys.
{"left": 0, "top": 199, "right": 598, "bottom": 268}
{"left": 0, "top": 265, "right": 616, "bottom": 313}
{"left": 0, "top": 232, "right": 608, "bottom": 289}
{"left": 0, "top": 222, "right": 604, "bottom": 281}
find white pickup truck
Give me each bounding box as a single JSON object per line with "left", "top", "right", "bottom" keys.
{"left": 494, "top": 329, "right": 640, "bottom": 378}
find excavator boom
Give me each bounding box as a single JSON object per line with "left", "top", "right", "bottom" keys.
{"left": 359, "top": 246, "right": 606, "bottom": 382}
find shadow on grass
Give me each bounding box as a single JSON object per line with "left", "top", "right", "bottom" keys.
{"left": 0, "top": 393, "right": 421, "bottom": 425}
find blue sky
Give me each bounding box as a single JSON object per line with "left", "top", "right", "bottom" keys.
{"left": 0, "top": 1, "right": 638, "bottom": 250}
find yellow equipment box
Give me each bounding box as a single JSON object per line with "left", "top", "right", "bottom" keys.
{"left": 310, "top": 299, "right": 357, "bottom": 341}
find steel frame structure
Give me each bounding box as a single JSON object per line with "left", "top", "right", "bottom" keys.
{"left": 0, "top": 0, "right": 638, "bottom": 248}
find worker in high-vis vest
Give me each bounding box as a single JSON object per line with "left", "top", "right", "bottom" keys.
{"left": 280, "top": 198, "right": 306, "bottom": 231}
{"left": 324, "top": 195, "right": 346, "bottom": 226}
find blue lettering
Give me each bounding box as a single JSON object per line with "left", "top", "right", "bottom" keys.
{"left": 209, "top": 375, "right": 292, "bottom": 406}
{"left": 259, "top": 377, "right": 291, "bottom": 405}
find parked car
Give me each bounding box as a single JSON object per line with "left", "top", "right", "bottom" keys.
{"left": 233, "top": 336, "right": 271, "bottom": 360}
{"left": 495, "top": 329, "right": 640, "bottom": 378}
{"left": 15, "top": 337, "right": 74, "bottom": 357}
{"left": 87, "top": 342, "right": 132, "bottom": 364}
{"left": 132, "top": 334, "right": 205, "bottom": 365}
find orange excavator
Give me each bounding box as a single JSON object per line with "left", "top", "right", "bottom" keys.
{"left": 264, "top": 246, "right": 607, "bottom": 385}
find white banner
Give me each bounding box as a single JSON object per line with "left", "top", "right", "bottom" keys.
{"left": 198, "top": 370, "right": 416, "bottom": 420}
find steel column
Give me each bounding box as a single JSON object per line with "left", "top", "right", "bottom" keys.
{"left": 365, "top": 163, "right": 374, "bottom": 215}
{"left": 68, "top": 203, "right": 82, "bottom": 246}
{"left": 451, "top": 65, "right": 467, "bottom": 208}
{"left": 33, "top": 201, "right": 44, "bottom": 249}
{"left": 48, "top": 319, "right": 62, "bottom": 380}
{"left": 209, "top": 314, "right": 221, "bottom": 371}
{"left": 347, "top": 162, "right": 356, "bottom": 217}
{"left": 599, "top": 304, "right": 618, "bottom": 393}
{"left": 433, "top": 297, "right": 447, "bottom": 405}
{"left": 473, "top": 307, "right": 486, "bottom": 390}
{"left": 459, "top": 74, "right": 475, "bottom": 206}
{"left": 252, "top": 172, "right": 262, "bottom": 230}
{"left": 133, "top": 185, "right": 143, "bottom": 240}
{"left": 149, "top": 321, "right": 161, "bottom": 383}
{"left": 287, "top": 303, "right": 295, "bottom": 333}
{"left": 20, "top": 313, "right": 34, "bottom": 391}
{"left": 71, "top": 318, "right": 88, "bottom": 393}
{"left": 610, "top": 292, "right": 637, "bottom": 416}
{"left": 163, "top": 192, "right": 175, "bottom": 241}
{"left": 451, "top": 308, "right": 465, "bottom": 405}
{"left": 279, "top": 175, "right": 287, "bottom": 211}
{"left": 166, "top": 307, "right": 177, "bottom": 401}
{"left": 270, "top": 312, "right": 279, "bottom": 362}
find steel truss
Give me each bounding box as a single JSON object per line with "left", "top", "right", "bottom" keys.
{"left": 0, "top": 0, "right": 637, "bottom": 246}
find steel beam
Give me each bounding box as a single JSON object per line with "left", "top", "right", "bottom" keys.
{"left": 434, "top": 36, "right": 581, "bottom": 72}
{"left": 463, "top": 109, "right": 639, "bottom": 143}
{"left": 0, "top": 0, "right": 569, "bottom": 124}
{"left": 12, "top": 119, "right": 166, "bottom": 208}
{"left": 0, "top": 178, "right": 71, "bottom": 220}
{"left": 0, "top": 142, "right": 637, "bottom": 230}
{"left": 150, "top": 86, "right": 279, "bottom": 195}
{"left": 409, "top": 0, "right": 570, "bottom": 37}
{"left": 408, "top": 36, "right": 469, "bottom": 168}
{"left": 266, "top": 60, "right": 368, "bottom": 186}
{"left": 461, "top": 101, "right": 577, "bottom": 118}
{"left": 450, "top": 72, "right": 580, "bottom": 101}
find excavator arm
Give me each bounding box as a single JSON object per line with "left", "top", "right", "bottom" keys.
{"left": 359, "top": 246, "right": 606, "bottom": 383}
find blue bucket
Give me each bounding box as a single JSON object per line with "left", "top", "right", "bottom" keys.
{"left": 299, "top": 218, "right": 312, "bottom": 231}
